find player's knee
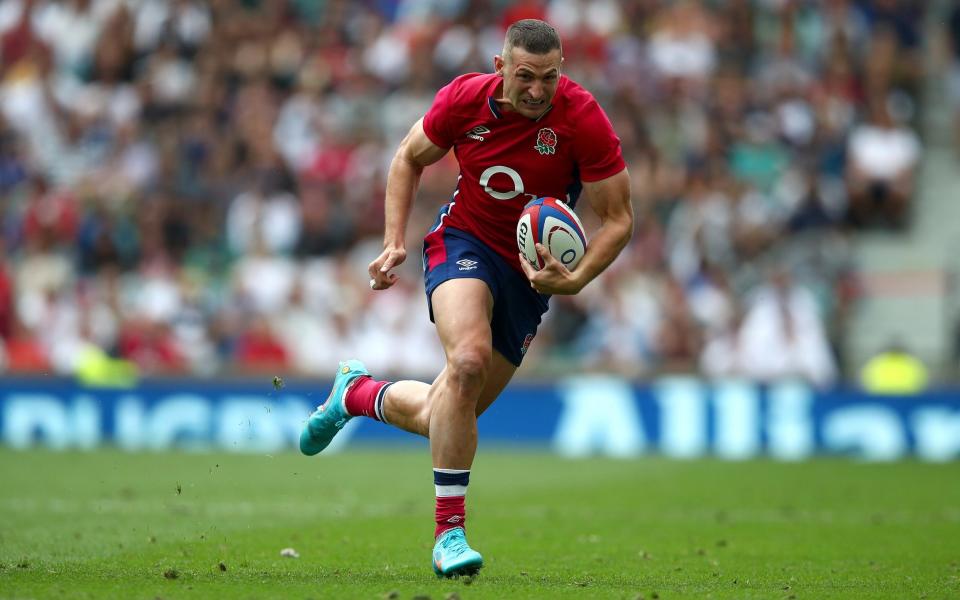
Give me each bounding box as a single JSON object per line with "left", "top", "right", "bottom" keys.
{"left": 447, "top": 348, "right": 490, "bottom": 391}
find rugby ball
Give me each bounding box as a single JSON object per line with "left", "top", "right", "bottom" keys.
{"left": 516, "top": 197, "right": 587, "bottom": 271}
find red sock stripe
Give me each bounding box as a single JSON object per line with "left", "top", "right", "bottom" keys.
{"left": 343, "top": 376, "right": 389, "bottom": 420}
{"left": 435, "top": 495, "right": 466, "bottom": 538}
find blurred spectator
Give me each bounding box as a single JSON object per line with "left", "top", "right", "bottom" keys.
{"left": 665, "top": 169, "right": 734, "bottom": 283}
{"left": 117, "top": 317, "right": 183, "bottom": 374}
{"left": 845, "top": 96, "right": 921, "bottom": 229}
{"left": 654, "top": 277, "right": 702, "bottom": 373}
{"left": 226, "top": 170, "right": 301, "bottom": 256}
{"left": 860, "top": 340, "right": 928, "bottom": 394}
{"left": 0, "top": 241, "right": 13, "bottom": 341}
{"left": 231, "top": 233, "right": 297, "bottom": 315}
{"left": 273, "top": 276, "right": 343, "bottom": 376}
{"left": 699, "top": 304, "right": 745, "bottom": 380}
{"left": 949, "top": 0, "right": 960, "bottom": 155}
{"left": 861, "top": 0, "right": 924, "bottom": 100}
{"left": 75, "top": 343, "right": 138, "bottom": 388}
{"left": 233, "top": 313, "right": 289, "bottom": 374}
{"left": 736, "top": 267, "right": 838, "bottom": 387}
{"left": 647, "top": 0, "right": 717, "bottom": 88}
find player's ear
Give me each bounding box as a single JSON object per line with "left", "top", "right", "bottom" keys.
{"left": 494, "top": 55, "right": 504, "bottom": 76}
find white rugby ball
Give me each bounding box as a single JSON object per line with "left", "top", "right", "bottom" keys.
{"left": 516, "top": 197, "right": 587, "bottom": 271}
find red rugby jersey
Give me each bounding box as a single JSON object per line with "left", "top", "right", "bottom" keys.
{"left": 422, "top": 72, "right": 625, "bottom": 271}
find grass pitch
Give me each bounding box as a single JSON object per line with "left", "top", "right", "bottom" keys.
{"left": 0, "top": 448, "right": 958, "bottom": 599}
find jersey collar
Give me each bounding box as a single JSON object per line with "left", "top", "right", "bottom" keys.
{"left": 487, "top": 95, "right": 503, "bottom": 119}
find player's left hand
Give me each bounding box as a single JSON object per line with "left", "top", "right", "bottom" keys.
{"left": 519, "top": 244, "right": 584, "bottom": 295}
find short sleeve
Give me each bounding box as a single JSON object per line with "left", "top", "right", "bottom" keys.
{"left": 422, "top": 79, "right": 459, "bottom": 149}
{"left": 573, "top": 99, "right": 626, "bottom": 182}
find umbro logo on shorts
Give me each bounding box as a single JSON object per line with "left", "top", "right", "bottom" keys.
{"left": 466, "top": 126, "right": 490, "bottom": 141}
{"left": 457, "top": 259, "right": 478, "bottom": 271}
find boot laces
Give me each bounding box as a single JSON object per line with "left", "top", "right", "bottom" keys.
{"left": 441, "top": 530, "right": 470, "bottom": 555}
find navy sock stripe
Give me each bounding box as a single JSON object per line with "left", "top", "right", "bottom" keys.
{"left": 434, "top": 470, "right": 470, "bottom": 486}
{"left": 374, "top": 383, "right": 393, "bottom": 423}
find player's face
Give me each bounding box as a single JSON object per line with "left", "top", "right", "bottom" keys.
{"left": 495, "top": 47, "right": 562, "bottom": 119}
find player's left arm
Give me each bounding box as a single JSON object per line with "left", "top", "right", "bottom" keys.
{"left": 520, "top": 167, "right": 633, "bottom": 295}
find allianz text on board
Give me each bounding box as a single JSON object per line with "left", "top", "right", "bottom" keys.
{"left": 1, "top": 377, "right": 958, "bottom": 461}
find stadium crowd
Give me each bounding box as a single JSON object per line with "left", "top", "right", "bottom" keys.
{"left": 0, "top": 0, "right": 928, "bottom": 385}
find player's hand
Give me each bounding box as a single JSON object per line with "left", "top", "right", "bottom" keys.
{"left": 368, "top": 245, "right": 406, "bottom": 290}
{"left": 519, "top": 244, "right": 583, "bottom": 295}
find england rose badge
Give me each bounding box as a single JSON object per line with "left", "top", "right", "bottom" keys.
{"left": 534, "top": 128, "right": 557, "bottom": 155}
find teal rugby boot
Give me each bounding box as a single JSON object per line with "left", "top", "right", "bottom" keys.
{"left": 432, "top": 527, "right": 483, "bottom": 578}
{"left": 299, "top": 360, "right": 369, "bottom": 456}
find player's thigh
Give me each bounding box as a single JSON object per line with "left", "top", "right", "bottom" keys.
{"left": 475, "top": 349, "right": 516, "bottom": 417}
{"left": 430, "top": 277, "right": 494, "bottom": 357}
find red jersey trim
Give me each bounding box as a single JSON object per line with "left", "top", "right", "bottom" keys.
{"left": 424, "top": 199, "right": 456, "bottom": 270}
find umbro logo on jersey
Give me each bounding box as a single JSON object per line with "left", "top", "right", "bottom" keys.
{"left": 466, "top": 126, "right": 491, "bottom": 141}
{"left": 457, "top": 259, "right": 478, "bottom": 271}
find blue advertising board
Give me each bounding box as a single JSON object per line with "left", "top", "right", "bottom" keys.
{"left": 1, "top": 376, "right": 958, "bottom": 461}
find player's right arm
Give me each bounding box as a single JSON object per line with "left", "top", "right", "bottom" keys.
{"left": 369, "top": 118, "right": 449, "bottom": 290}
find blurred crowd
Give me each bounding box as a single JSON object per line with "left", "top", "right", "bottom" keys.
{"left": 0, "top": 0, "right": 930, "bottom": 385}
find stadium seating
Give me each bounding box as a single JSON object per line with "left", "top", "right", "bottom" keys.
{"left": 0, "top": 0, "right": 933, "bottom": 384}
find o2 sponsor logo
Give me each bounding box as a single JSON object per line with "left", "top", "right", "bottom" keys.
{"left": 479, "top": 165, "right": 573, "bottom": 205}
{"left": 479, "top": 165, "right": 539, "bottom": 202}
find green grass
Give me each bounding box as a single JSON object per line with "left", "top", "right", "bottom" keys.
{"left": 0, "top": 449, "right": 958, "bottom": 599}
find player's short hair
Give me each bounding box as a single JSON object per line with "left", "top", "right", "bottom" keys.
{"left": 503, "top": 19, "right": 562, "bottom": 58}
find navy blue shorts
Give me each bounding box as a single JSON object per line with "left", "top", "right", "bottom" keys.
{"left": 422, "top": 213, "right": 549, "bottom": 366}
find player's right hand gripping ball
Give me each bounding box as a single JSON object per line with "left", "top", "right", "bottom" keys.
{"left": 516, "top": 197, "right": 588, "bottom": 271}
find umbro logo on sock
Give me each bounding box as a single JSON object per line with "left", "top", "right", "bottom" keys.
{"left": 446, "top": 515, "right": 463, "bottom": 524}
